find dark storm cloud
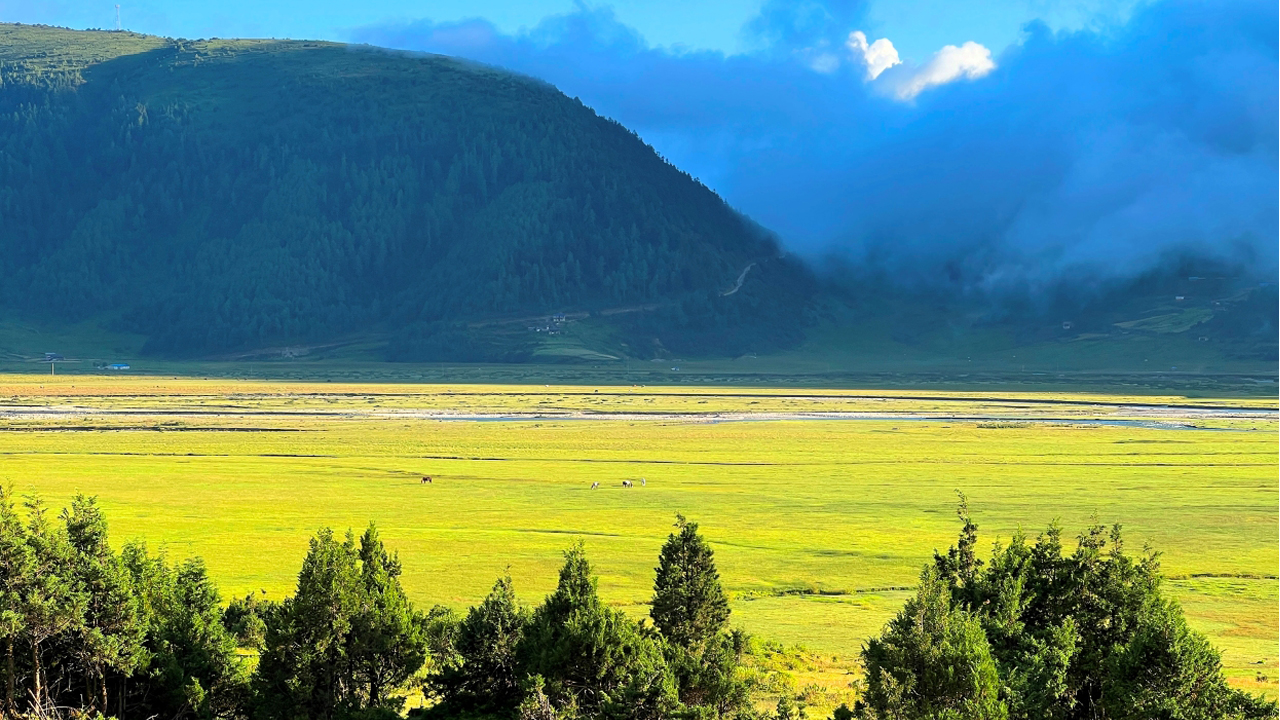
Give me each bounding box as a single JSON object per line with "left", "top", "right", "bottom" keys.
{"left": 353, "top": 0, "right": 1278, "bottom": 288}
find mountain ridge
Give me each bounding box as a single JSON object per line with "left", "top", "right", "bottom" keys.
{"left": 0, "top": 23, "right": 813, "bottom": 360}
{"left": 0, "top": 24, "right": 1273, "bottom": 373}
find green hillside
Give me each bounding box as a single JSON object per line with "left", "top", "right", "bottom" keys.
{"left": 0, "top": 24, "right": 812, "bottom": 359}
{"left": 0, "top": 24, "right": 1272, "bottom": 375}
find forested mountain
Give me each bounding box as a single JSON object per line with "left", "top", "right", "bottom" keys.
{"left": 0, "top": 24, "right": 813, "bottom": 358}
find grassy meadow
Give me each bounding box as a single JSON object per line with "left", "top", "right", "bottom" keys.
{"left": 1, "top": 374, "right": 1275, "bottom": 705}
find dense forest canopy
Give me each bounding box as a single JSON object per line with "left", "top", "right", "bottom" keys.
{"left": 0, "top": 24, "right": 810, "bottom": 358}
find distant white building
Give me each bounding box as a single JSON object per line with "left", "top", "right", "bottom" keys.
{"left": 106, "top": 363, "right": 130, "bottom": 370}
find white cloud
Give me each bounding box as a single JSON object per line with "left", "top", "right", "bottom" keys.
{"left": 895, "top": 41, "right": 995, "bottom": 100}
{"left": 846, "top": 30, "right": 900, "bottom": 80}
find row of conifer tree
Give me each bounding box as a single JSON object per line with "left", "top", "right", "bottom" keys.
{"left": 0, "top": 488, "right": 1273, "bottom": 719}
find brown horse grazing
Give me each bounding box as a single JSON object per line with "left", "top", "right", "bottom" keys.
{"left": 421, "top": 476, "right": 433, "bottom": 484}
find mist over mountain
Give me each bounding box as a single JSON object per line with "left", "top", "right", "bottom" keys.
{"left": 0, "top": 18, "right": 1272, "bottom": 368}
{"left": 356, "top": 0, "right": 1279, "bottom": 293}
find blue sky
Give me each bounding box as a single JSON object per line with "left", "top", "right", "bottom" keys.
{"left": 5, "top": 0, "right": 1142, "bottom": 61}
{"left": 6, "top": 0, "right": 1276, "bottom": 287}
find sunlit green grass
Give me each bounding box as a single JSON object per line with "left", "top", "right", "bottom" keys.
{"left": 1, "top": 375, "right": 1274, "bottom": 699}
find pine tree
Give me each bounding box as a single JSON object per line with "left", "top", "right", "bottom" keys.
{"left": 540, "top": 541, "right": 600, "bottom": 624}
{"left": 650, "top": 515, "right": 730, "bottom": 650}
{"left": 143, "top": 557, "right": 248, "bottom": 719}
{"left": 521, "top": 542, "right": 676, "bottom": 720}
{"left": 933, "top": 491, "right": 983, "bottom": 608}
{"left": 62, "top": 495, "right": 147, "bottom": 714}
{"left": 351, "top": 523, "right": 427, "bottom": 711}
{"left": 254, "top": 525, "right": 427, "bottom": 720}
{"left": 17, "top": 497, "right": 86, "bottom": 709}
{"left": 0, "top": 486, "right": 32, "bottom": 712}
{"left": 255, "top": 528, "right": 364, "bottom": 720}
{"left": 430, "top": 573, "right": 527, "bottom": 714}
{"left": 857, "top": 507, "right": 1278, "bottom": 720}
{"left": 857, "top": 567, "right": 1008, "bottom": 720}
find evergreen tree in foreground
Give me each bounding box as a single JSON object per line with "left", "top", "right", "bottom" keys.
{"left": 853, "top": 501, "right": 1277, "bottom": 720}
{"left": 62, "top": 496, "right": 148, "bottom": 713}
{"left": 2, "top": 492, "right": 1267, "bottom": 720}
{"left": 858, "top": 567, "right": 1007, "bottom": 719}
{"left": 648, "top": 515, "right": 751, "bottom": 718}
{"left": 421, "top": 530, "right": 753, "bottom": 720}
{"left": 123, "top": 545, "right": 250, "bottom": 719}
{"left": 651, "top": 515, "right": 730, "bottom": 651}
{"left": 0, "top": 490, "right": 28, "bottom": 711}
{"left": 254, "top": 524, "right": 426, "bottom": 720}
{"left": 0, "top": 490, "right": 248, "bottom": 718}
{"left": 518, "top": 542, "right": 677, "bottom": 720}
{"left": 428, "top": 573, "right": 528, "bottom": 715}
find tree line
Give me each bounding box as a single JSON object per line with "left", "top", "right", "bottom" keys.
{"left": 0, "top": 488, "right": 1272, "bottom": 720}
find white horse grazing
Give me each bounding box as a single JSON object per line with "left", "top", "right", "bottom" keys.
{"left": 641, "top": 477, "right": 646, "bottom": 486}
{"left": 622, "top": 480, "right": 633, "bottom": 488}
{"left": 591, "top": 482, "right": 599, "bottom": 489}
